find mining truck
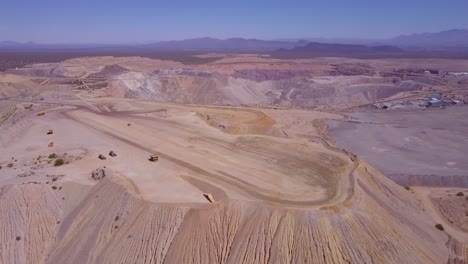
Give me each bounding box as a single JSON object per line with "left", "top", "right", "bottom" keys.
{"left": 204, "top": 193, "right": 215, "bottom": 203}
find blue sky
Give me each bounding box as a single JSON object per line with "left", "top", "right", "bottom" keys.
{"left": 1, "top": 0, "right": 468, "bottom": 43}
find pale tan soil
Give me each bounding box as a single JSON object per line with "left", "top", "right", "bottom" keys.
{"left": 413, "top": 187, "right": 468, "bottom": 243}
{"left": 52, "top": 56, "right": 184, "bottom": 77}
{"left": 0, "top": 97, "right": 454, "bottom": 263}
{"left": 447, "top": 237, "right": 468, "bottom": 264}
{"left": 0, "top": 160, "right": 450, "bottom": 264}
{"left": 1, "top": 55, "right": 468, "bottom": 263}
{"left": 0, "top": 101, "right": 16, "bottom": 124}
{"left": 61, "top": 99, "right": 354, "bottom": 206}
{"left": 430, "top": 188, "right": 468, "bottom": 232}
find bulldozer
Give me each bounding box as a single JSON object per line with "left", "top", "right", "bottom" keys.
{"left": 37, "top": 112, "right": 45, "bottom": 116}
{"left": 149, "top": 154, "right": 159, "bottom": 162}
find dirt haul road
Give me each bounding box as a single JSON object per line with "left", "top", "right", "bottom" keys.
{"left": 57, "top": 99, "right": 354, "bottom": 208}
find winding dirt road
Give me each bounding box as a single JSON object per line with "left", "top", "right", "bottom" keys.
{"left": 55, "top": 99, "right": 355, "bottom": 208}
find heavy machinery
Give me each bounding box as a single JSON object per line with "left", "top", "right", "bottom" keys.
{"left": 149, "top": 154, "right": 159, "bottom": 162}
{"left": 47, "top": 130, "right": 53, "bottom": 135}
{"left": 37, "top": 112, "right": 45, "bottom": 116}
{"left": 203, "top": 193, "right": 215, "bottom": 203}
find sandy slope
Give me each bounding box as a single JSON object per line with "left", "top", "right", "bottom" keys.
{"left": 0, "top": 97, "right": 463, "bottom": 263}
{"left": 0, "top": 161, "right": 449, "bottom": 263}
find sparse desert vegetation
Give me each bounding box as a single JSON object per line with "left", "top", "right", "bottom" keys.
{"left": 53, "top": 159, "right": 64, "bottom": 166}
{"left": 435, "top": 224, "right": 445, "bottom": 231}
{"left": 431, "top": 189, "right": 468, "bottom": 232}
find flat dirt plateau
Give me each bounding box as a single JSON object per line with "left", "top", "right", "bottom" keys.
{"left": 1, "top": 55, "right": 468, "bottom": 263}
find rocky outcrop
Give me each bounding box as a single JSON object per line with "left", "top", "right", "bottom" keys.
{"left": 88, "top": 65, "right": 129, "bottom": 79}
{"left": 232, "top": 69, "right": 312, "bottom": 81}
{"left": 108, "top": 71, "right": 423, "bottom": 108}
{"left": 91, "top": 167, "right": 107, "bottom": 180}
{"left": 390, "top": 174, "right": 468, "bottom": 188}
{"left": 331, "top": 63, "right": 376, "bottom": 76}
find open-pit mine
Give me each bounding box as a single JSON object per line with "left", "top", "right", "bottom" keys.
{"left": 1, "top": 54, "right": 468, "bottom": 263}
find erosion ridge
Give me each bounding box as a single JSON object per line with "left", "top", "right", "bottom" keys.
{"left": 1, "top": 160, "right": 447, "bottom": 264}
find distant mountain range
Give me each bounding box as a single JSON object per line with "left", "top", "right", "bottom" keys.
{"left": 271, "top": 42, "right": 405, "bottom": 59}
{"left": 0, "top": 38, "right": 305, "bottom": 52}
{"left": 1, "top": 29, "right": 468, "bottom": 58}
{"left": 141, "top": 37, "right": 306, "bottom": 51}
{"left": 0, "top": 41, "right": 120, "bottom": 50}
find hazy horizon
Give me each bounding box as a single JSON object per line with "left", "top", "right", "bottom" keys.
{"left": 2, "top": 32, "right": 465, "bottom": 45}
{"left": 2, "top": 0, "right": 468, "bottom": 44}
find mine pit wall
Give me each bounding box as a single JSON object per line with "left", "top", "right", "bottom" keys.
{"left": 0, "top": 161, "right": 456, "bottom": 264}
{"left": 389, "top": 174, "right": 468, "bottom": 188}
